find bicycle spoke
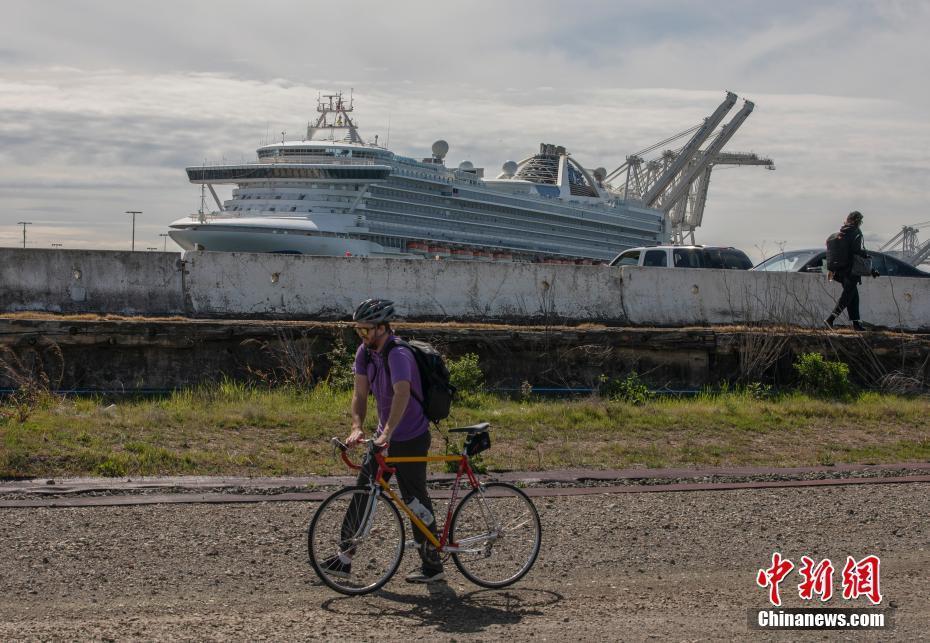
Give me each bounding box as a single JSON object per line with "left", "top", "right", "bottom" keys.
{"left": 308, "top": 487, "right": 405, "bottom": 596}
{"left": 450, "top": 483, "right": 541, "bottom": 588}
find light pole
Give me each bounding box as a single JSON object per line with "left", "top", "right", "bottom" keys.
{"left": 125, "top": 210, "right": 142, "bottom": 251}
{"left": 159, "top": 233, "right": 169, "bottom": 251}
{"left": 16, "top": 221, "right": 32, "bottom": 248}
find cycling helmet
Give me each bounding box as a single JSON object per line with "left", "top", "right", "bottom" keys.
{"left": 352, "top": 298, "right": 396, "bottom": 324}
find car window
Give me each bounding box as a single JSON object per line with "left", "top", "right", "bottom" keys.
{"left": 704, "top": 248, "right": 753, "bottom": 270}
{"left": 802, "top": 253, "right": 827, "bottom": 273}
{"left": 612, "top": 250, "right": 641, "bottom": 266}
{"left": 881, "top": 253, "right": 927, "bottom": 277}
{"left": 754, "top": 250, "right": 821, "bottom": 271}
{"left": 673, "top": 248, "right": 702, "bottom": 268}
{"left": 643, "top": 250, "right": 667, "bottom": 267}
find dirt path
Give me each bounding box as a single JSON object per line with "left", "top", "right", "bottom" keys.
{"left": 1, "top": 483, "right": 927, "bottom": 640}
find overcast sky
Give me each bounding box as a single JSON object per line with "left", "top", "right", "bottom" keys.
{"left": 1, "top": 0, "right": 928, "bottom": 260}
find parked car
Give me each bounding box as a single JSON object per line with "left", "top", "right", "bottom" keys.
{"left": 608, "top": 245, "right": 754, "bottom": 270}
{"left": 752, "top": 249, "right": 930, "bottom": 278}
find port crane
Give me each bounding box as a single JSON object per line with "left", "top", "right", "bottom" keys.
{"left": 880, "top": 222, "right": 930, "bottom": 266}
{"left": 605, "top": 92, "right": 774, "bottom": 244}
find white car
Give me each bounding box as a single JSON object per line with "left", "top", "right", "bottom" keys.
{"left": 608, "top": 245, "right": 754, "bottom": 270}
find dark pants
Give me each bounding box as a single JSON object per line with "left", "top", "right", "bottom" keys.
{"left": 832, "top": 274, "right": 861, "bottom": 321}
{"left": 340, "top": 430, "right": 442, "bottom": 573}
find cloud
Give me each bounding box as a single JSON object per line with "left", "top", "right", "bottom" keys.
{"left": 0, "top": 2, "right": 928, "bottom": 259}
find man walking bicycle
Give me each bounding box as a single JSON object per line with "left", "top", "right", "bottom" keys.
{"left": 320, "top": 298, "right": 445, "bottom": 584}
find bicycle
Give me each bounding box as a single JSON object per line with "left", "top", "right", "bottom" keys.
{"left": 307, "top": 422, "right": 542, "bottom": 596}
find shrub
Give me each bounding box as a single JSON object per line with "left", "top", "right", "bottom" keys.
{"left": 600, "top": 372, "right": 653, "bottom": 405}
{"left": 447, "top": 353, "right": 484, "bottom": 395}
{"left": 324, "top": 335, "right": 357, "bottom": 391}
{"left": 744, "top": 381, "right": 774, "bottom": 400}
{"left": 793, "top": 352, "right": 853, "bottom": 399}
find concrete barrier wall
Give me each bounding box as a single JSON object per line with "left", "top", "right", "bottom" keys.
{"left": 2, "top": 248, "right": 928, "bottom": 329}
{"left": 620, "top": 266, "right": 930, "bottom": 330}
{"left": 182, "top": 252, "right": 624, "bottom": 321}
{"left": 0, "top": 248, "right": 185, "bottom": 315}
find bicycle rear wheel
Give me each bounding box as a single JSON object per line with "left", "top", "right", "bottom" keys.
{"left": 308, "top": 485, "right": 405, "bottom": 596}
{"left": 449, "top": 482, "right": 542, "bottom": 588}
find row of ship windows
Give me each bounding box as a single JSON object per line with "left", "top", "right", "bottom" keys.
{"left": 365, "top": 220, "right": 571, "bottom": 255}
{"left": 378, "top": 184, "right": 657, "bottom": 232}
{"left": 258, "top": 149, "right": 389, "bottom": 159}
{"left": 238, "top": 185, "right": 362, "bottom": 199}
{"left": 367, "top": 209, "right": 634, "bottom": 249}
{"left": 369, "top": 199, "right": 623, "bottom": 239}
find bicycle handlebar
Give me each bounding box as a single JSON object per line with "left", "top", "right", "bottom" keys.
{"left": 331, "top": 437, "right": 383, "bottom": 471}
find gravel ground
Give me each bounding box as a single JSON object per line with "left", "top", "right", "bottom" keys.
{"left": 1, "top": 483, "right": 928, "bottom": 640}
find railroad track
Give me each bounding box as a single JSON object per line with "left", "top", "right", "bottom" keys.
{"left": 3, "top": 463, "right": 929, "bottom": 508}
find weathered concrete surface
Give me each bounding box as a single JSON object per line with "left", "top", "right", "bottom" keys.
{"left": 0, "top": 248, "right": 185, "bottom": 316}
{"left": 1, "top": 318, "right": 928, "bottom": 392}
{"left": 2, "top": 248, "right": 929, "bottom": 330}
{"left": 181, "top": 251, "right": 624, "bottom": 321}
{"left": 621, "top": 266, "right": 929, "bottom": 330}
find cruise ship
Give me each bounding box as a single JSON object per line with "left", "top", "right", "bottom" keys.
{"left": 168, "top": 92, "right": 668, "bottom": 263}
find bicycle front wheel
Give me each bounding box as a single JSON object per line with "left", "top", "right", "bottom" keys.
{"left": 308, "top": 485, "right": 405, "bottom": 596}
{"left": 449, "top": 482, "right": 542, "bottom": 588}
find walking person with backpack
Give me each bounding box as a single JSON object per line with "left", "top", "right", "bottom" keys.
{"left": 320, "top": 298, "right": 447, "bottom": 584}
{"left": 825, "top": 211, "right": 879, "bottom": 330}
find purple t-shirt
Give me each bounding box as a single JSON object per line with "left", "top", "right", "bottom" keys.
{"left": 353, "top": 336, "right": 429, "bottom": 442}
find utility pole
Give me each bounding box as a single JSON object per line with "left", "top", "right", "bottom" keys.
{"left": 125, "top": 210, "right": 142, "bottom": 251}
{"left": 16, "top": 221, "right": 32, "bottom": 248}
{"left": 159, "top": 233, "right": 169, "bottom": 251}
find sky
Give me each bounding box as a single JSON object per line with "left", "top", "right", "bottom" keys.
{"left": 0, "top": 0, "right": 928, "bottom": 260}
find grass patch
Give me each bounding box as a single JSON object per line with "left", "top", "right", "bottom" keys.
{"left": 1, "top": 387, "right": 929, "bottom": 478}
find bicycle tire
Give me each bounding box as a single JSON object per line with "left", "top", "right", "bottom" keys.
{"left": 449, "top": 482, "right": 542, "bottom": 588}
{"left": 308, "top": 485, "right": 405, "bottom": 596}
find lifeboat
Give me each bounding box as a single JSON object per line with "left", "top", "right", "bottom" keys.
{"left": 451, "top": 248, "right": 473, "bottom": 260}
{"left": 473, "top": 250, "right": 493, "bottom": 261}
{"left": 493, "top": 252, "right": 513, "bottom": 262}
{"left": 429, "top": 245, "right": 451, "bottom": 259}
{"left": 407, "top": 241, "right": 430, "bottom": 255}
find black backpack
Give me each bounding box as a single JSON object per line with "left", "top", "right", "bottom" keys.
{"left": 368, "top": 339, "right": 456, "bottom": 424}
{"left": 825, "top": 232, "right": 850, "bottom": 272}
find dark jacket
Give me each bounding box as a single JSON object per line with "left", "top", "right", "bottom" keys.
{"left": 835, "top": 223, "right": 868, "bottom": 284}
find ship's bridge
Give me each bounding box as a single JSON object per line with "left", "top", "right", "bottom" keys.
{"left": 256, "top": 141, "right": 394, "bottom": 162}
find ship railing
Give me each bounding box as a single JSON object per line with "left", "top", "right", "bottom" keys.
{"left": 255, "top": 157, "right": 384, "bottom": 166}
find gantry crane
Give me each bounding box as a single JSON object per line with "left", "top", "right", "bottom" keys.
{"left": 880, "top": 222, "right": 930, "bottom": 266}
{"left": 605, "top": 92, "right": 774, "bottom": 245}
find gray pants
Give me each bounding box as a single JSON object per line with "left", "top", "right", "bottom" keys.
{"left": 342, "top": 430, "right": 442, "bottom": 573}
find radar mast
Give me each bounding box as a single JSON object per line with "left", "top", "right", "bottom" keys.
{"left": 306, "top": 90, "right": 363, "bottom": 144}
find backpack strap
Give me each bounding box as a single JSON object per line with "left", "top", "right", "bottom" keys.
{"left": 376, "top": 339, "right": 426, "bottom": 408}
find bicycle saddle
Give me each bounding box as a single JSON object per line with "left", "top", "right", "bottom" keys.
{"left": 448, "top": 422, "right": 491, "bottom": 434}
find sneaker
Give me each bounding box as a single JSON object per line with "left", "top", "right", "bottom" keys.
{"left": 405, "top": 568, "right": 445, "bottom": 584}
{"left": 852, "top": 320, "right": 866, "bottom": 331}
{"left": 824, "top": 315, "right": 835, "bottom": 328}
{"left": 320, "top": 554, "right": 351, "bottom": 578}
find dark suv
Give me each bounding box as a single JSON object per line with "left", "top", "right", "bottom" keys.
{"left": 752, "top": 249, "right": 929, "bottom": 277}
